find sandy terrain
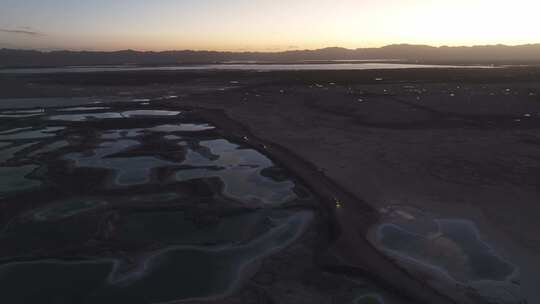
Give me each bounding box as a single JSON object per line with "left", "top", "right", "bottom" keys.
{"left": 1, "top": 67, "right": 540, "bottom": 303}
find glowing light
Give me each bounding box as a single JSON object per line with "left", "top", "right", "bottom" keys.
{"left": 0, "top": 0, "right": 538, "bottom": 51}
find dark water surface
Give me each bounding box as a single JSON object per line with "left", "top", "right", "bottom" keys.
{"left": 0, "top": 101, "right": 315, "bottom": 303}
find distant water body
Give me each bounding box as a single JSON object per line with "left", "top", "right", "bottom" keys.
{"left": 0, "top": 63, "right": 494, "bottom": 74}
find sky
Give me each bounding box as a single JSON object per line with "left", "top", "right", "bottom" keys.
{"left": 1, "top": 0, "right": 539, "bottom": 51}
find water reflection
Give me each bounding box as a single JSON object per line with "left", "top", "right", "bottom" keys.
{"left": 372, "top": 205, "right": 521, "bottom": 303}
{"left": 148, "top": 123, "right": 215, "bottom": 132}
{"left": 0, "top": 165, "right": 40, "bottom": 193}
{"left": 58, "top": 106, "right": 110, "bottom": 112}
{"left": 378, "top": 220, "right": 515, "bottom": 282}
{"left": 65, "top": 140, "right": 178, "bottom": 186}
{"left": 177, "top": 139, "right": 297, "bottom": 205}
{"left": 0, "top": 211, "right": 312, "bottom": 303}
{"left": 0, "top": 102, "right": 314, "bottom": 303}
{"left": 47, "top": 110, "right": 182, "bottom": 121}
{"left": 48, "top": 112, "right": 124, "bottom": 121}
{"left": 121, "top": 110, "right": 181, "bottom": 117}
{"left": 0, "top": 108, "right": 45, "bottom": 118}
{"left": 0, "top": 127, "right": 64, "bottom": 140}
{"left": 0, "top": 63, "right": 494, "bottom": 74}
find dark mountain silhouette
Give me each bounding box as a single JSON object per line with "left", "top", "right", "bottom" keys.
{"left": 1, "top": 44, "right": 540, "bottom": 68}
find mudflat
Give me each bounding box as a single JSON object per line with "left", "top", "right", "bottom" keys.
{"left": 1, "top": 67, "right": 540, "bottom": 303}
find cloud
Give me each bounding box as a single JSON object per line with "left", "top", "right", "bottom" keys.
{"left": 0, "top": 28, "right": 44, "bottom": 36}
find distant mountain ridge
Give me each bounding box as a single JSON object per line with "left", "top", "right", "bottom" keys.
{"left": 2, "top": 44, "right": 540, "bottom": 68}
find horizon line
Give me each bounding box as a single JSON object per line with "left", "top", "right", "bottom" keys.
{"left": 3, "top": 42, "right": 540, "bottom": 54}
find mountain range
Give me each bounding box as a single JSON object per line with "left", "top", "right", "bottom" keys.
{"left": 2, "top": 44, "right": 540, "bottom": 68}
